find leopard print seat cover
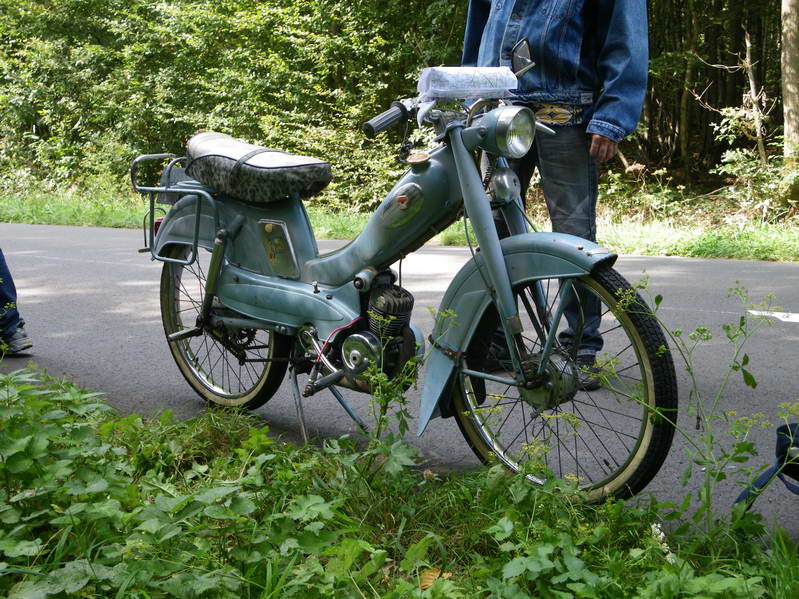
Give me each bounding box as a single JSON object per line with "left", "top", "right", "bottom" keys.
{"left": 186, "top": 131, "right": 333, "bottom": 203}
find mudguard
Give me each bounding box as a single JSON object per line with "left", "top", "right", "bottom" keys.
{"left": 417, "top": 232, "right": 616, "bottom": 435}
{"left": 153, "top": 193, "right": 220, "bottom": 257}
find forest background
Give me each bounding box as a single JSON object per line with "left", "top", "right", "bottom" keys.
{"left": 1, "top": 0, "right": 798, "bottom": 257}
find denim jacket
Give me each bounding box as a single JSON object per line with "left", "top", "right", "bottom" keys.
{"left": 462, "top": 0, "right": 648, "bottom": 142}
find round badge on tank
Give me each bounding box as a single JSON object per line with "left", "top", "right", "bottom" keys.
{"left": 380, "top": 183, "right": 424, "bottom": 229}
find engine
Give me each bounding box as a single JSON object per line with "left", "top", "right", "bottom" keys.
{"left": 368, "top": 285, "right": 414, "bottom": 339}
{"left": 339, "top": 284, "right": 415, "bottom": 385}
{"left": 299, "top": 280, "right": 419, "bottom": 397}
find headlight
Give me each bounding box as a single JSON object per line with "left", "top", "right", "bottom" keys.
{"left": 463, "top": 105, "right": 536, "bottom": 159}
{"left": 496, "top": 106, "right": 535, "bottom": 158}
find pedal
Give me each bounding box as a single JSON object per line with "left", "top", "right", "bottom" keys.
{"left": 302, "top": 369, "right": 346, "bottom": 397}
{"left": 167, "top": 327, "right": 203, "bottom": 342}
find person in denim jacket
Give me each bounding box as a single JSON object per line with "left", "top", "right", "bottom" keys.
{"left": 463, "top": 0, "right": 647, "bottom": 387}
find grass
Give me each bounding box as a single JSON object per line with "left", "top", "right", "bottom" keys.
{"left": 2, "top": 179, "right": 799, "bottom": 262}
{"left": 0, "top": 180, "right": 142, "bottom": 229}
{"left": 1, "top": 366, "right": 797, "bottom": 598}
{"left": 598, "top": 219, "right": 799, "bottom": 261}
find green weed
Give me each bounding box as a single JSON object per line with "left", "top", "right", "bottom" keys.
{"left": 0, "top": 360, "right": 793, "bottom": 598}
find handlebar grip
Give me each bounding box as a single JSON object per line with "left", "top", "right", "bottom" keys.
{"left": 361, "top": 101, "right": 409, "bottom": 138}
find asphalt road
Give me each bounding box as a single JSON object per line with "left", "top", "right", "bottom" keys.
{"left": 2, "top": 223, "right": 798, "bottom": 531}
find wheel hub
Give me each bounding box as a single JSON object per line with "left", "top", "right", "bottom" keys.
{"left": 519, "top": 351, "right": 578, "bottom": 410}
{"left": 207, "top": 324, "right": 256, "bottom": 365}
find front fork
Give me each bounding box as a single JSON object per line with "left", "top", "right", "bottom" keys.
{"left": 449, "top": 131, "right": 531, "bottom": 379}
{"left": 450, "top": 131, "right": 574, "bottom": 381}
{"left": 490, "top": 155, "right": 577, "bottom": 375}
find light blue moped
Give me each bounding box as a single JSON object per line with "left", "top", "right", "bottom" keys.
{"left": 132, "top": 42, "right": 677, "bottom": 500}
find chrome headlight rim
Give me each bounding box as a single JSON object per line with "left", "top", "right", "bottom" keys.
{"left": 495, "top": 106, "right": 535, "bottom": 159}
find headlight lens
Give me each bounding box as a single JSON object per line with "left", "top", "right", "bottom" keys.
{"left": 496, "top": 106, "right": 535, "bottom": 159}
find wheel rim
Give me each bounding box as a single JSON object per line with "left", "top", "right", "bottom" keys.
{"left": 459, "top": 275, "right": 656, "bottom": 498}
{"left": 163, "top": 246, "right": 276, "bottom": 406}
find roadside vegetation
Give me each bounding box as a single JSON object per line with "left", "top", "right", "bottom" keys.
{"left": 1, "top": 364, "right": 798, "bottom": 598}
{"left": 3, "top": 170, "right": 799, "bottom": 261}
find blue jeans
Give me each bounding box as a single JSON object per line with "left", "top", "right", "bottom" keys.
{"left": 507, "top": 124, "right": 603, "bottom": 354}
{"left": 0, "top": 249, "right": 21, "bottom": 338}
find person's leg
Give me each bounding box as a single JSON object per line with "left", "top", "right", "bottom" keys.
{"left": 533, "top": 125, "right": 603, "bottom": 355}
{"left": 0, "top": 249, "right": 31, "bottom": 354}
{"left": 0, "top": 249, "right": 21, "bottom": 338}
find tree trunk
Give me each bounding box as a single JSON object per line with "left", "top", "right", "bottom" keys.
{"left": 783, "top": 0, "right": 799, "bottom": 163}
{"left": 679, "top": 0, "right": 699, "bottom": 168}
{"left": 725, "top": 1, "right": 745, "bottom": 108}
{"left": 744, "top": 31, "right": 769, "bottom": 166}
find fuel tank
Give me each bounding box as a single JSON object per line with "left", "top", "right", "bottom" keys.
{"left": 303, "top": 144, "right": 463, "bottom": 287}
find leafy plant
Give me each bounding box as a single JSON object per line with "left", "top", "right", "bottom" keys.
{"left": 0, "top": 288, "right": 795, "bottom": 599}
{"left": 712, "top": 147, "right": 799, "bottom": 221}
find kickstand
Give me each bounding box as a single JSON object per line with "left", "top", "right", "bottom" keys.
{"left": 329, "top": 385, "right": 369, "bottom": 435}
{"left": 289, "top": 363, "right": 309, "bottom": 444}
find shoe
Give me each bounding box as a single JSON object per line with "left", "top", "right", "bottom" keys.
{"left": 2, "top": 326, "right": 33, "bottom": 354}
{"left": 575, "top": 353, "right": 601, "bottom": 391}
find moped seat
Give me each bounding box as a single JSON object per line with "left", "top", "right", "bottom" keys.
{"left": 185, "top": 131, "right": 332, "bottom": 203}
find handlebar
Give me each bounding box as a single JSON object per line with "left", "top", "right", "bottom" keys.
{"left": 361, "top": 101, "right": 410, "bottom": 138}
{"left": 361, "top": 95, "right": 556, "bottom": 139}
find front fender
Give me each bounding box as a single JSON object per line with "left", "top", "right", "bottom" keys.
{"left": 417, "top": 232, "right": 616, "bottom": 435}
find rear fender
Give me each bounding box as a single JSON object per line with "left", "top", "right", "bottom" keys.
{"left": 153, "top": 194, "right": 219, "bottom": 257}
{"left": 417, "top": 232, "right": 616, "bottom": 435}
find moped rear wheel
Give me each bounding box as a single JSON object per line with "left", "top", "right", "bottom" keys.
{"left": 452, "top": 265, "right": 677, "bottom": 501}
{"left": 160, "top": 244, "right": 289, "bottom": 409}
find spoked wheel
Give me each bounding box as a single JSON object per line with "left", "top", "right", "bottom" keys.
{"left": 160, "top": 244, "right": 289, "bottom": 409}
{"left": 452, "top": 265, "right": 677, "bottom": 501}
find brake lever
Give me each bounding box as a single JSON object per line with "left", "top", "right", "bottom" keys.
{"left": 417, "top": 100, "right": 437, "bottom": 127}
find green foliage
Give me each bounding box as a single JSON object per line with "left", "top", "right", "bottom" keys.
{"left": 599, "top": 168, "right": 691, "bottom": 220}
{"left": 597, "top": 219, "right": 799, "bottom": 261}
{"left": 1, "top": 0, "right": 796, "bottom": 244}
{"left": 0, "top": 0, "right": 465, "bottom": 211}
{"left": 712, "top": 148, "right": 799, "bottom": 221}
{"left": 0, "top": 172, "right": 143, "bottom": 228}
{"left": 633, "top": 283, "right": 793, "bottom": 563}
{"left": 0, "top": 365, "right": 789, "bottom": 598}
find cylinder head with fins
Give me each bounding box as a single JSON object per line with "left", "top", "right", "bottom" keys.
{"left": 368, "top": 285, "right": 414, "bottom": 339}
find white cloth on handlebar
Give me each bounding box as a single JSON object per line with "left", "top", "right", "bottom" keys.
{"left": 417, "top": 66, "right": 517, "bottom": 101}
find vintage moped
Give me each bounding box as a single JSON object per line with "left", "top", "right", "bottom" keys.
{"left": 131, "top": 44, "right": 677, "bottom": 500}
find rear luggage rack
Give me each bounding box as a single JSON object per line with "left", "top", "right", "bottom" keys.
{"left": 130, "top": 153, "right": 221, "bottom": 266}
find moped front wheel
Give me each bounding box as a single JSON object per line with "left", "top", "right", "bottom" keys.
{"left": 160, "top": 244, "right": 289, "bottom": 409}
{"left": 452, "top": 265, "right": 677, "bottom": 501}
